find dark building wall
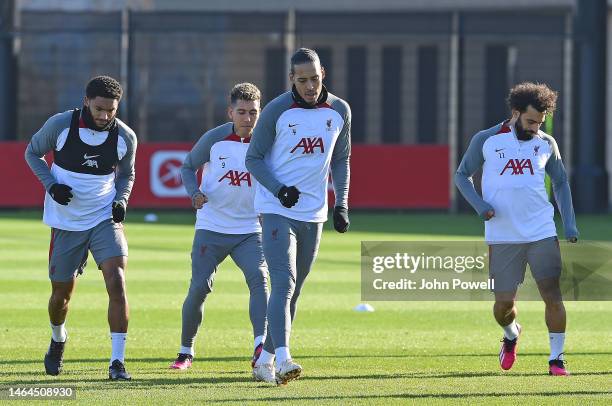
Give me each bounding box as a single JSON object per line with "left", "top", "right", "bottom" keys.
{"left": 460, "top": 12, "right": 566, "bottom": 151}
{"left": 17, "top": 11, "right": 121, "bottom": 139}
{"left": 15, "top": 10, "right": 568, "bottom": 147}
{"left": 297, "top": 12, "right": 452, "bottom": 145}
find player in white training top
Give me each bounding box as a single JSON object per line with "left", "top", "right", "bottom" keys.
{"left": 25, "top": 76, "right": 137, "bottom": 380}
{"left": 456, "top": 82, "right": 578, "bottom": 376}
{"left": 170, "top": 84, "right": 269, "bottom": 380}
{"left": 246, "top": 48, "right": 351, "bottom": 385}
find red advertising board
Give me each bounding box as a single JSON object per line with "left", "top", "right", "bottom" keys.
{"left": 0, "top": 142, "right": 52, "bottom": 206}
{"left": 1, "top": 142, "right": 449, "bottom": 209}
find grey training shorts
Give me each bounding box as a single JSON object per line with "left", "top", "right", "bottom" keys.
{"left": 489, "top": 236, "right": 562, "bottom": 293}
{"left": 48, "top": 219, "right": 128, "bottom": 282}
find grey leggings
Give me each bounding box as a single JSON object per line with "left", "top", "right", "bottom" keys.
{"left": 260, "top": 214, "right": 323, "bottom": 353}
{"left": 181, "top": 229, "right": 268, "bottom": 349}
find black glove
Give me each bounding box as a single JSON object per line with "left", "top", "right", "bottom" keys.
{"left": 333, "top": 206, "right": 350, "bottom": 233}
{"left": 112, "top": 201, "right": 126, "bottom": 223}
{"left": 277, "top": 186, "right": 300, "bottom": 208}
{"left": 49, "top": 183, "right": 73, "bottom": 205}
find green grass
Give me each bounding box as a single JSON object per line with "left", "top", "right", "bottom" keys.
{"left": 1, "top": 211, "right": 611, "bottom": 405}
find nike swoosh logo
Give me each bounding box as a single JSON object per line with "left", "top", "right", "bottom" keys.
{"left": 219, "top": 157, "right": 228, "bottom": 160}
{"left": 495, "top": 149, "right": 505, "bottom": 152}
{"left": 288, "top": 124, "right": 298, "bottom": 127}
{"left": 83, "top": 154, "right": 100, "bottom": 159}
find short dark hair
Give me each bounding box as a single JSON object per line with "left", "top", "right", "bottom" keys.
{"left": 230, "top": 83, "right": 261, "bottom": 105}
{"left": 290, "top": 48, "right": 320, "bottom": 74}
{"left": 85, "top": 76, "right": 123, "bottom": 100}
{"left": 507, "top": 82, "right": 557, "bottom": 114}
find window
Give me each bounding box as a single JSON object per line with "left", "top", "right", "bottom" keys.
{"left": 265, "top": 47, "right": 286, "bottom": 103}
{"left": 417, "top": 46, "right": 438, "bottom": 143}
{"left": 382, "top": 46, "right": 402, "bottom": 143}
{"left": 347, "top": 46, "right": 367, "bottom": 143}
{"left": 485, "top": 45, "right": 514, "bottom": 127}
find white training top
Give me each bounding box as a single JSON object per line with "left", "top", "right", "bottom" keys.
{"left": 181, "top": 123, "right": 261, "bottom": 234}
{"left": 43, "top": 128, "right": 128, "bottom": 231}
{"left": 247, "top": 91, "right": 351, "bottom": 223}
{"left": 481, "top": 124, "right": 557, "bottom": 243}
{"left": 25, "top": 110, "right": 137, "bottom": 232}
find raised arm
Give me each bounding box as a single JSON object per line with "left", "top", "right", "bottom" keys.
{"left": 330, "top": 101, "right": 351, "bottom": 209}
{"left": 181, "top": 132, "right": 215, "bottom": 199}
{"left": 544, "top": 136, "right": 579, "bottom": 241}
{"left": 245, "top": 104, "right": 284, "bottom": 196}
{"left": 454, "top": 131, "right": 494, "bottom": 219}
{"left": 24, "top": 113, "right": 66, "bottom": 191}
{"left": 114, "top": 128, "right": 137, "bottom": 207}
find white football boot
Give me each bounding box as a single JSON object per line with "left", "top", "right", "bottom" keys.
{"left": 275, "top": 359, "right": 302, "bottom": 385}
{"left": 252, "top": 363, "right": 275, "bottom": 383}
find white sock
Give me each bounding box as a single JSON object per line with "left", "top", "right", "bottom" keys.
{"left": 110, "top": 332, "right": 127, "bottom": 365}
{"left": 275, "top": 346, "right": 291, "bottom": 368}
{"left": 180, "top": 346, "right": 194, "bottom": 357}
{"left": 255, "top": 349, "right": 275, "bottom": 367}
{"left": 549, "top": 332, "right": 565, "bottom": 360}
{"left": 502, "top": 321, "right": 519, "bottom": 340}
{"left": 254, "top": 335, "right": 264, "bottom": 349}
{"left": 50, "top": 322, "right": 67, "bottom": 343}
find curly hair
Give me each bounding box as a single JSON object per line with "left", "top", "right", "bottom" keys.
{"left": 507, "top": 82, "right": 557, "bottom": 114}
{"left": 230, "top": 83, "right": 261, "bottom": 105}
{"left": 85, "top": 76, "right": 123, "bottom": 100}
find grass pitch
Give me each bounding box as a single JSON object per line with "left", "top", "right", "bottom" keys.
{"left": 0, "top": 211, "right": 611, "bottom": 405}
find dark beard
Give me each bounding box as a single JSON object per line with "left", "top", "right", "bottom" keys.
{"left": 515, "top": 119, "right": 534, "bottom": 141}
{"left": 82, "top": 106, "right": 117, "bottom": 132}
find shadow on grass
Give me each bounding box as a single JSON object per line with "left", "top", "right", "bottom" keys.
{"left": 211, "top": 391, "right": 612, "bottom": 402}
{"left": 0, "top": 369, "right": 245, "bottom": 377}
{"left": 1, "top": 376, "right": 250, "bottom": 387}
{"left": 299, "top": 370, "right": 612, "bottom": 381}
{"left": 3, "top": 358, "right": 611, "bottom": 388}
{"left": 5, "top": 370, "right": 612, "bottom": 389}
{"left": 0, "top": 357, "right": 245, "bottom": 365}
{"left": 3, "top": 351, "right": 612, "bottom": 366}
{"left": 298, "top": 352, "right": 612, "bottom": 359}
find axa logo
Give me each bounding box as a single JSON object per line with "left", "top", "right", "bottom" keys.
{"left": 500, "top": 159, "right": 534, "bottom": 175}
{"left": 218, "top": 170, "right": 252, "bottom": 186}
{"left": 290, "top": 137, "right": 324, "bottom": 154}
